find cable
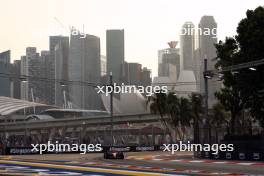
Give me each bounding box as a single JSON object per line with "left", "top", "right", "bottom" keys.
{"left": 207, "top": 58, "right": 264, "bottom": 75}
{"left": 0, "top": 72, "right": 205, "bottom": 87}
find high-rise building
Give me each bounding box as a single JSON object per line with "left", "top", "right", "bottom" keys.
{"left": 0, "top": 50, "right": 10, "bottom": 63}
{"left": 20, "top": 56, "right": 28, "bottom": 100}
{"left": 20, "top": 48, "right": 54, "bottom": 104}
{"left": 100, "top": 55, "right": 107, "bottom": 76}
{"left": 180, "top": 22, "right": 195, "bottom": 71}
{"left": 68, "top": 32, "right": 102, "bottom": 110}
{"left": 54, "top": 36, "right": 69, "bottom": 107}
{"left": 22, "top": 47, "right": 40, "bottom": 102}
{"left": 48, "top": 36, "right": 70, "bottom": 105}
{"left": 0, "top": 50, "right": 11, "bottom": 97}
{"left": 141, "top": 67, "right": 152, "bottom": 87}
{"left": 158, "top": 43, "right": 180, "bottom": 83}
{"left": 40, "top": 50, "right": 54, "bottom": 104}
{"left": 11, "top": 60, "right": 21, "bottom": 99}
{"left": 198, "top": 16, "right": 220, "bottom": 108}
{"left": 106, "top": 29, "right": 124, "bottom": 82}
{"left": 122, "top": 62, "right": 142, "bottom": 85}
{"left": 21, "top": 47, "right": 39, "bottom": 102}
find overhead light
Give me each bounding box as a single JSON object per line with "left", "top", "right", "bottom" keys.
{"left": 249, "top": 67, "right": 256, "bottom": 71}
{"left": 231, "top": 71, "right": 239, "bottom": 74}
{"left": 205, "top": 75, "right": 212, "bottom": 79}
{"left": 204, "top": 71, "right": 213, "bottom": 79}
{"left": 218, "top": 73, "right": 224, "bottom": 78}
{"left": 60, "top": 81, "right": 67, "bottom": 87}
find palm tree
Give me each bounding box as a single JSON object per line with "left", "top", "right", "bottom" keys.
{"left": 211, "top": 103, "right": 229, "bottom": 128}
{"left": 147, "top": 92, "right": 192, "bottom": 141}
{"left": 189, "top": 93, "right": 204, "bottom": 144}
{"left": 147, "top": 93, "right": 169, "bottom": 129}
{"left": 166, "top": 93, "right": 192, "bottom": 141}
{"left": 211, "top": 103, "right": 230, "bottom": 142}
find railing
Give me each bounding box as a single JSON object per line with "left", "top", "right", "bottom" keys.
{"left": 0, "top": 113, "right": 164, "bottom": 132}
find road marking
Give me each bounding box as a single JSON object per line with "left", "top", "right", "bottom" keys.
{"left": 171, "top": 159, "right": 184, "bottom": 162}
{"left": 237, "top": 162, "right": 255, "bottom": 165}
{"left": 212, "top": 161, "right": 228, "bottom": 164}
{"left": 189, "top": 160, "right": 204, "bottom": 163}
{"left": 84, "top": 162, "right": 98, "bottom": 165}
{"left": 0, "top": 160, "right": 179, "bottom": 176}
{"left": 152, "top": 158, "right": 163, "bottom": 161}
{"left": 127, "top": 154, "right": 264, "bottom": 168}
{"left": 135, "top": 158, "right": 144, "bottom": 160}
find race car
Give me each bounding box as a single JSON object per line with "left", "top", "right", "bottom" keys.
{"left": 103, "top": 150, "right": 124, "bottom": 159}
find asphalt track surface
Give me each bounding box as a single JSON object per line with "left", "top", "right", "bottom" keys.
{"left": 0, "top": 152, "right": 263, "bottom": 175}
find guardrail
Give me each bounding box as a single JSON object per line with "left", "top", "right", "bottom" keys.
{"left": 0, "top": 113, "right": 164, "bottom": 132}
{"left": 3, "top": 146, "right": 163, "bottom": 155}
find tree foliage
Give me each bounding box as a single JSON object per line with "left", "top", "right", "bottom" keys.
{"left": 147, "top": 92, "right": 204, "bottom": 141}
{"left": 215, "top": 6, "right": 264, "bottom": 129}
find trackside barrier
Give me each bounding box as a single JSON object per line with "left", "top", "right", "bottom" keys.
{"left": 4, "top": 146, "right": 161, "bottom": 155}
{"left": 196, "top": 150, "right": 264, "bottom": 161}
{"left": 5, "top": 146, "right": 264, "bottom": 161}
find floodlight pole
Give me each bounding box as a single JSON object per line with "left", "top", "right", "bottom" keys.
{"left": 203, "top": 58, "right": 211, "bottom": 144}
{"left": 109, "top": 72, "right": 113, "bottom": 146}
{"left": 204, "top": 59, "right": 209, "bottom": 122}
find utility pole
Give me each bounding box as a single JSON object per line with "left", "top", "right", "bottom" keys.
{"left": 31, "top": 88, "right": 36, "bottom": 114}
{"left": 203, "top": 58, "right": 211, "bottom": 144}
{"left": 204, "top": 59, "right": 209, "bottom": 122}
{"left": 109, "top": 72, "right": 113, "bottom": 146}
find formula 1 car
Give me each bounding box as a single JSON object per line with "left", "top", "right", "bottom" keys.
{"left": 104, "top": 150, "right": 124, "bottom": 159}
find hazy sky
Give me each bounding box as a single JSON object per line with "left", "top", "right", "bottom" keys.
{"left": 0, "top": 0, "right": 263, "bottom": 76}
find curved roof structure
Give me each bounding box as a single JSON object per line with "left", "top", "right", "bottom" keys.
{"left": 26, "top": 114, "right": 55, "bottom": 121}
{"left": 101, "top": 92, "right": 148, "bottom": 115}
{"left": 175, "top": 70, "right": 197, "bottom": 96}
{"left": 0, "top": 96, "right": 54, "bottom": 116}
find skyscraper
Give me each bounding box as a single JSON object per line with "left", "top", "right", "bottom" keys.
{"left": 20, "top": 48, "right": 55, "bottom": 104}
{"left": 40, "top": 50, "right": 54, "bottom": 104}
{"left": 158, "top": 42, "right": 180, "bottom": 83}
{"left": 122, "top": 62, "right": 142, "bottom": 85}
{"left": 0, "top": 50, "right": 11, "bottom": 97}
{"left": 25, "top": 47, "right": 45, "bottom": 103}
{"left": 11, "top": 60, "right": 21, "bottom": 99}
{"left": 100, "top": 55, "right": 107, "bottom": 76}
{"left": 180, "top": 22, "right": 195, "bottom": 71}
{"left": 21, "top": 47, "right": 39, "bottom": 102}
{"left": 141, "top": 67, "right": 152, "bottom": 87}
{"left": 20, "top": 55, "right": 28, "bottom": 100}
{"left": 198, "top": 16, "right": 220, "bottom": 108}
{"left": 54, "top": 36, "right": 69, "bottom": 107}
{"left": 48, "top": 36, "right": 70, "bottom": 105}
{"left": 68, "top": 32, "right": 102, "bottom": 110}
{"left": 106, "top": 29, "right": 124, "bottom": 82}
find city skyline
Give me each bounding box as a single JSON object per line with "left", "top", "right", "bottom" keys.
{"left": 0, "top": 0, "right": 263, "bottom": 77}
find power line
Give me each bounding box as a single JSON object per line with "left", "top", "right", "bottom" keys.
{"left": 0, "top": 72, "right": 101, "bottom": 87}
{"left": 206, "top": 58, "right": 264, "bottom": 75}
{"left": 0, "top": 72, "right": 203, "bottom": 87}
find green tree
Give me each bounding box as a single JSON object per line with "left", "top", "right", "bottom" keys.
{"left": 211, "top": 103, "right": 229, "bottom": 128}
{"left": 215, "top": 6, "right": 264, "bottom": 130}
{"left": 214, "top": 87, "right": 243, "bottom": 134}
{"left": 210, "top": 103, "right": 230, "bottom": 142}
{"left": 147, "top": 93, "right": 169, "bottom": 129}
{"left": 147, "top": 93, "right": 192, "bottom": 141}
{"left": 189, "top": 93, "right": 203, "bottom": 143}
